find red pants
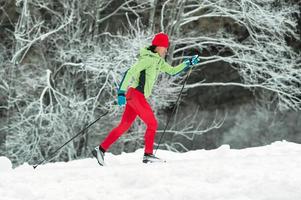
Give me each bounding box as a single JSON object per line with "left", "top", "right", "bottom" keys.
{"left": 100, "top": 88, "right": 158, "bottom": 154}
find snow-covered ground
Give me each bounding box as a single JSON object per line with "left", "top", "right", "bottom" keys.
{"left": 0, "top": 141, "right": 301, "bottom": 200}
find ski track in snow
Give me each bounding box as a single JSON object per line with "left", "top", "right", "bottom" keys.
{"left": 0, "top": 141, "right": 301, "bottom": 200}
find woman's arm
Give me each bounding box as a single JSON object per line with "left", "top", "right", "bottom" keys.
{"left": 160, "top": 59, "right": 188, "bottom": 76}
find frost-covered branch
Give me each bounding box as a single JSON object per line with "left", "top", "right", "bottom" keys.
{"left": 121, "top": 108, "right": 226, "bottom": 152}
{"left": 3, "top": 0, "right": 155, "bottom": 166}
{"left": 160, "top": 0, "right": 300, "bottom": 110}
{"left": 2, "top": 0, "right": 300, "bottom": 166}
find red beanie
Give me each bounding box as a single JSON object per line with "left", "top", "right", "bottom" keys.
{"left": 152, "top": 33, "right": 169, "bottom": 48}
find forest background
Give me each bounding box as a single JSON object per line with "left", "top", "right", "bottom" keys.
{"left": 0, "top": 0, "right": 300, "bottom": 167}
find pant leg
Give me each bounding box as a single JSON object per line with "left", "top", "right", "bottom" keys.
{"left": 127, "top": 90, "right": 158, "bottom": 154}
{"left": 100, "top": 102, "right": 137, "bottom": 151}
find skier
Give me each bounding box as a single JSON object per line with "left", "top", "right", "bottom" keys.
{"left": 92, "top": 32, "right": 200, "bottom": 166}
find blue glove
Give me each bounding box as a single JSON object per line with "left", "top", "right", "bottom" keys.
{"left": 117, "top": 90, "right": 126, "bottom": 106}
{"left": 191, "top": 55, "right": 200, "bottom": 65}
{"left": 183, "top": 55, "right": 200, "bottom": 68}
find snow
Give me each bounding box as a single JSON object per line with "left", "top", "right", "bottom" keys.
{"left": 0, "top": 157, "right": 12, "bottom": 172}
{"left": 1, "top": 141, "right": 301, "bottom": 200}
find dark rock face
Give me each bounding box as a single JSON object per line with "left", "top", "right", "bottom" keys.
{"left": 158, "top": 57, "right": 301, "bottom": 151}
{"left": 156, "top": 2, "right": 301, "bottom": 151}
{"left": 0, "top": 0, "right": 18, "bottom": 28}
{"left": 186, "top": 61, "right": 254, "bottom": 108}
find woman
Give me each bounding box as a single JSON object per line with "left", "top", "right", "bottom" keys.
{"left": 92, "top": 33, "right": 199, "bottom": 166}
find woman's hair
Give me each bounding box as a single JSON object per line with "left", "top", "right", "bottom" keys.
{"left": 147, "top": 45, "right": 157, "bottom": 53}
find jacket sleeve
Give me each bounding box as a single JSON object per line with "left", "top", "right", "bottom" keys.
{"left": 118, "top": 57, "right": 150, "bottom": 92}
{"left": 160, "top": 59, "right": 188, "bottom": 76}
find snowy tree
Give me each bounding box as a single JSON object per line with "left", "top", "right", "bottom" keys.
{"left": 1, "top": 0, "right": 160, "bottom": 165}
{"left": 0, "top": 0, "right": 300, "bottom": 166}
{"left": 158, "top": 0, "right": 301, "bottom": 110}
{"left": 126, "top": 0, "right": 299, "bottom": 152}
{"left": 1, "top": 0, "right": 215, "bottom": 166}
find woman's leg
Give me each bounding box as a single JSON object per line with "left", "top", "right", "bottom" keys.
{"left": 128, "top": 91, "right": 158, "bottom": 154}
{"left": 100, "top": 103, "right": 137, "bottom": 151}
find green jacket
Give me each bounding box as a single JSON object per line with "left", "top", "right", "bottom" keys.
{"left": 118, "top": 47, "right": 188, "bottom": 98}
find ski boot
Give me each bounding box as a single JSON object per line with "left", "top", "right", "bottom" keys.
{"left": 143, "top": 153, "right": 166, "bottom": 163}
{"left": 92, "top": 146, "right": 105, "bottom": 166}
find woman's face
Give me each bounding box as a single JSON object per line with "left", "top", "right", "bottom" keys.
{"left": 155, "top": 46, "right": 168, "bottom": 58}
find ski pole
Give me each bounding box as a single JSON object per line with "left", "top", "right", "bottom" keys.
{"left": 155, "top": 55, "right": 199, "bottom": 155}
{"left": 33, "top": 111, "right": 109, "bottom": 169}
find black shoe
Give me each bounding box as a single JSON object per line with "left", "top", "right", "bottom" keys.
{"left": 143, "top": 153, "right": 165, "bottom": 163}
{"left": 92, "top": 146, "right": 105, "bottom": 166}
